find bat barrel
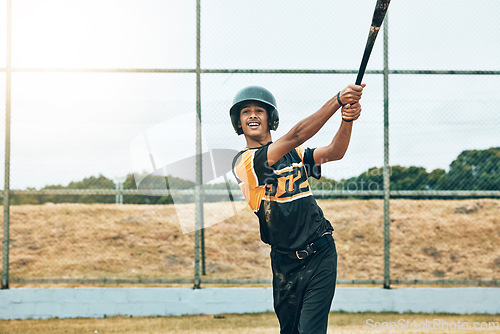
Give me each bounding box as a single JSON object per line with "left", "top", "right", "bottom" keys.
{"left": 372, "top": 0, "right": 391, "bottom": 28}
{"left": 355, "top": 0, "right": 390, "bottom": 85}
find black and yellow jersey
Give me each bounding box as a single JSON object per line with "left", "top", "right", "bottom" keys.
{"left": 232, "top": 142, "right": 333, "bottom": 252}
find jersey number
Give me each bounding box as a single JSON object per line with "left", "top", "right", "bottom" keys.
{"left": 266, "top": 168, "right": 310, "bottom": 199}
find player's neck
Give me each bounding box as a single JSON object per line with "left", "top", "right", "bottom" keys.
{"left": 245, "top": 132, "right": 272, "bottom": 149}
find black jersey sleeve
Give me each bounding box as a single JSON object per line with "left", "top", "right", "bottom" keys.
{"left": 303, "top": 147, "right": 321, "bottom": 179}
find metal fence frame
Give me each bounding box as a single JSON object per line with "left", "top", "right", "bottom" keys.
{"left": 2, "top": 0, "right": 499, "bottom": 289}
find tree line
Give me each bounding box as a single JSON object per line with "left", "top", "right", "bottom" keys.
{"left": 309, "top": 147, "right": 499, "bottom": 195}
{"left": 11, "top": 147, "right": 499, "bottom": 204}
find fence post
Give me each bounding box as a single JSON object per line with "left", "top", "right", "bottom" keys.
{"left": 194, "top": 0, "right": 202, "bottom": 289}
{"left": 2, "top": 0, "right": 12, "bottom": 290}
{"left": 383, "top": 13, "right": 391, "bottom": 289}
{"left": 114, "top": 178, "right": 125, "bottom": 204}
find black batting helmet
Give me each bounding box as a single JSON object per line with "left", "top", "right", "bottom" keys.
{"left": 229, "top": 86, "right": 279, "bottom": 135}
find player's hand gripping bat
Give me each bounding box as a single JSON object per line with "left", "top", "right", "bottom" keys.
{"left": 355, "top": 0, "right": 391, "bottom": 85}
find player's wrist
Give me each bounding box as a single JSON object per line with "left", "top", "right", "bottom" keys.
{"left": 342, "top": 117, "right": 353, "bottom": 123}
{"left": 337, "top": 91, "right": 346, "bottom": 107}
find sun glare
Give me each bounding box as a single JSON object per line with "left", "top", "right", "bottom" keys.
{"left": 11, "top": 0, "right": 193, "bottom": 69}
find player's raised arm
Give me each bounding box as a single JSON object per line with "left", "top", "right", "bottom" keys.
{"left": 267, "top": 84, "right": 364, "bottom": 166}
{"left": 313, "top": 96, "right": 364, "bottom": 165}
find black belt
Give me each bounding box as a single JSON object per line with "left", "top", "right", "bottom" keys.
{"left": 279, "top": 232, "right": 332, "bottom": 260}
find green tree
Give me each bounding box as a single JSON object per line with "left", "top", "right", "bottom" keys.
{"left": 439, "top": 147, "right": 500, "bottom": 190}
{"left": 67, "top": 174, "right": 115, "bottom": 203}
{"left": 427, "top": 168, "right": 446, "bottom": 190}
{"left": 390, "top": 166, "right": 429, "bottom": 190}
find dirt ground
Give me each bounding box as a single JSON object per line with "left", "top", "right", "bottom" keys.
{"left": 1, "top": 312, "right": 499, "bottom": 334}
{"left": 2, "top": 198, "right": 499, "bottom": 284}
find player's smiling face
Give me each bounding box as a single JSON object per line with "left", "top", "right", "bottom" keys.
{"left": 239, "top": 102, "right": 270, "bottom": 138}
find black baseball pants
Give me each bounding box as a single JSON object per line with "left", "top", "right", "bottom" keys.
{"left": 270, "top": 235, "right": 337, "bottom": 334}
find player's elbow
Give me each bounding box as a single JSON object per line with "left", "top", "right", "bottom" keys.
{"left": 330, "top": 153, "right": 345, "bottom": 161}
{"left": 327, "top": 147, "right": 346, "bottom": 161}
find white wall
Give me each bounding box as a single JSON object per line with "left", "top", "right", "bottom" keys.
{"left": 1, "top": 287, "right": 499, "bottom": 320}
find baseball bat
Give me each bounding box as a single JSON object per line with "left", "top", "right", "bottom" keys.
{"left": 355, "top": 0, "right": 391, "bottom": 85}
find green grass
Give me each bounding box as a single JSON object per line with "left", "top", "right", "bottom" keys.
{"left": 0, "top": 312, "right": 498, "bottom": 334}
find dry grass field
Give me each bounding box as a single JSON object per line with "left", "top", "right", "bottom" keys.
{"left": 2, "top": 198, "right": 499, "bottom": 284}
{"left": 1, "top": 312, "right": 499, "bottom": 334}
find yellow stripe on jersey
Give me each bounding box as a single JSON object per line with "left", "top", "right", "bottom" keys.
{"left": 234, "top": 149, "right": 266, "bottom": 212}
{"left": 263, "top": 188, "right": 313, "bottom": 203}
{"left": 234, "top": 146, "right": 313, "bottom": 212}
{"left": 273, "top": 161, "right": 303, "bottom": 174}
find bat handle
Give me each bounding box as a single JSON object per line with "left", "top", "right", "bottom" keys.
{"left": 353, "top": 71, "right": 364, "bottom": 106}
{"left": 350, "top": 72, "right": 364, "bottom": 107}
{"left": 355, "top": 72, "right": 364, "bottom": 86}
{"left": 355, "top": 45, "right": 372, "bottom": 86}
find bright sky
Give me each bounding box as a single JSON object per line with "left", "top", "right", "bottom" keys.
{"left": 0, "top": 0, "right": 499, "bottom": 189}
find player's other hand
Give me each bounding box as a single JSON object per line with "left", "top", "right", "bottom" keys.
{"left": 341, "top": 103, "right": 362, "bottom": 122}
{"left": 339, "top": 83, "right": 366, "bottom": 105}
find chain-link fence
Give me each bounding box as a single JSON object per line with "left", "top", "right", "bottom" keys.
{"left": 1, "top": 0, "right": 499, "bottom": 289}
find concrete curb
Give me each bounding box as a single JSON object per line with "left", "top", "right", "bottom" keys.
{"left": 1, "top": 287, "right": 499, "bottom": 319}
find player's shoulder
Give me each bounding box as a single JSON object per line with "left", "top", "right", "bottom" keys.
{"left": 232, "top": 147, "right": 255, "bottom": 169}
{"left": 236, "top": 142, "right": 271, "bottom": 159}
{"left": 232, "top": 143, "right": 273, "bottom": 171}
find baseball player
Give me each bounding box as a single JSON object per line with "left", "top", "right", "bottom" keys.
{"left": 231, "top": 84, "right": 364, "bottom": 334}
